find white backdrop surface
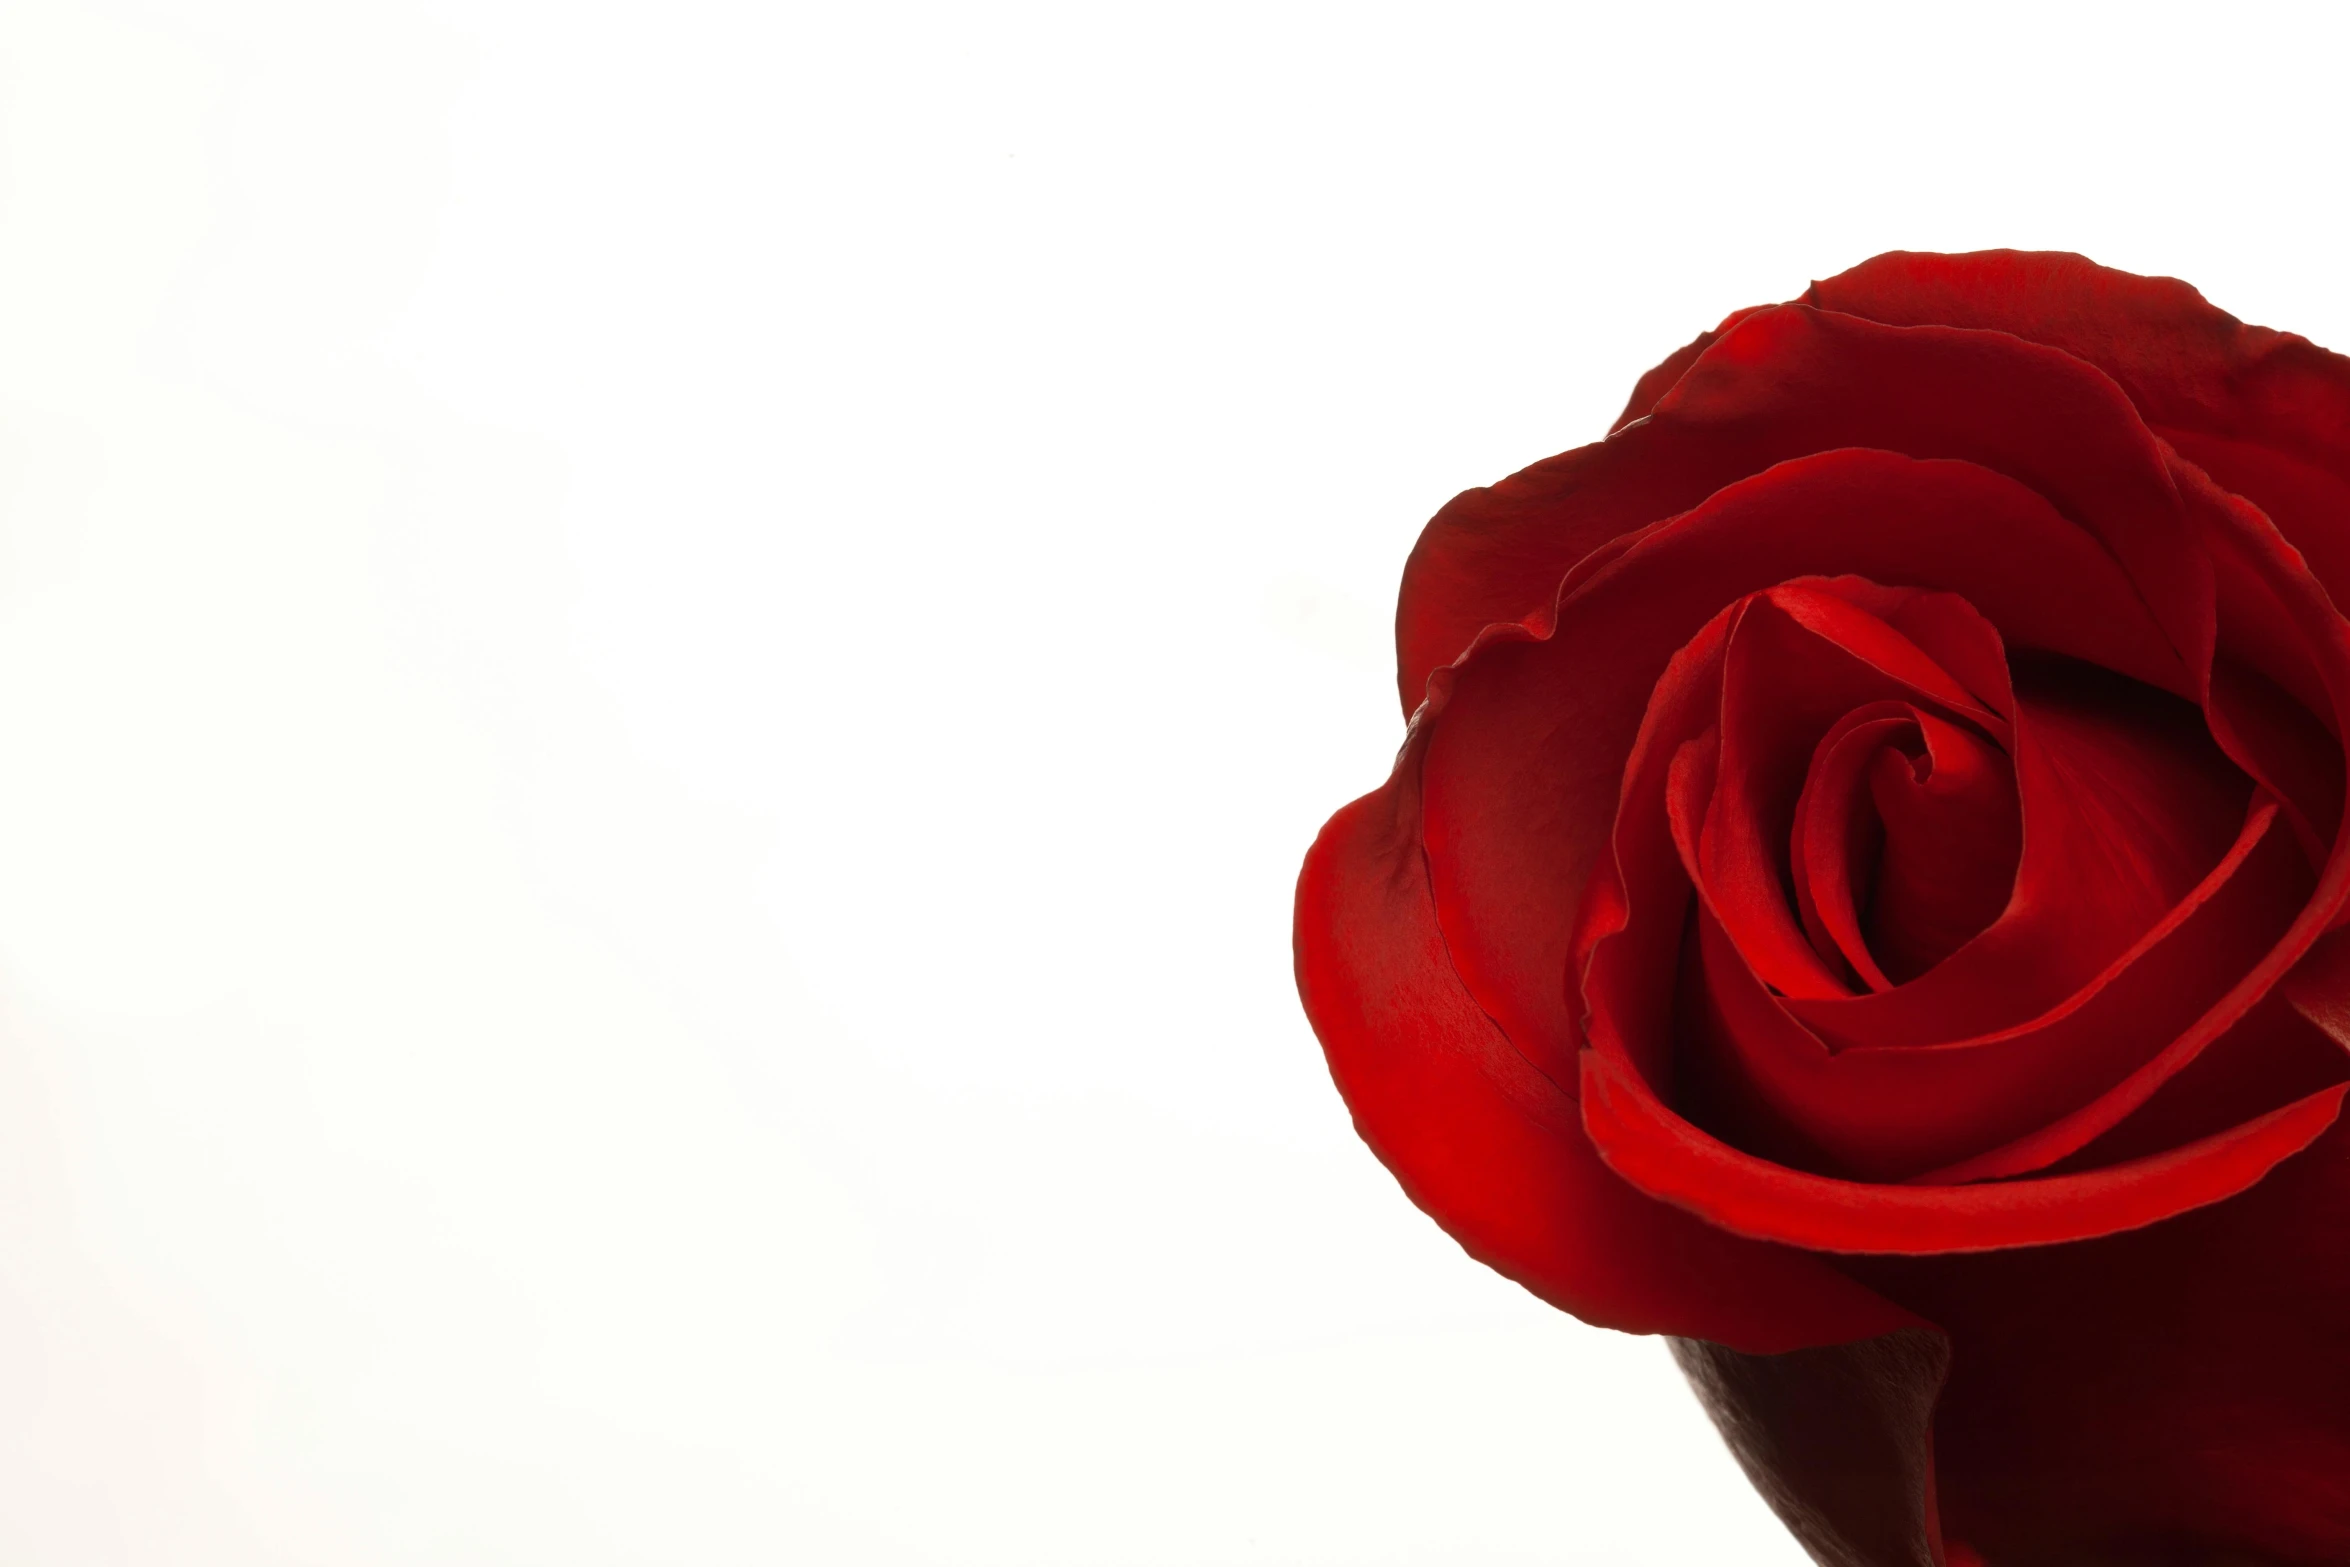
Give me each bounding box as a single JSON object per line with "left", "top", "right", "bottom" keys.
{"left": 0, "top": 1, "right": 2344, "bottom": 1561}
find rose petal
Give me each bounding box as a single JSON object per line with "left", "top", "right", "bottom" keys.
{"left": 1610, "top": 305, "right": 1773, "bottom": 434}
{"left": 1681, "top": 795, "right": 2307, "bottom": 1182}
{"left": 1672, "top": 1329, "right": 1959, "bottom": 1567}
{"left": 1788, "top": 668, "right": 2256, "bottom": 1054}
{"left": 1930, "top": 478, "right": 2350, "bottom": 1174}
{"left": 1791, "top": 708, "right": 1914, "bottom": 993}
{"left": 1872, "top": 590, "right": 2017, "bottom": 723}
{"left": 1696, "top": 584, "right": 2010, "bottom": 999}
{"left": 1292, "top": 726, "right": 1910, "bottom": 1349}
{"left": 2173, "top": 453, "right": 2348, "bottom": 852}
{"left": 1860, "top": 710, "right": 2022, "bottom": 984}
{"left": 1394, "top": 444, "right": 1649, "bottom": 715}
{"left": 1579, "top": 1045, "right": 2347, "bottom": 1254}
{"left": 2042, "top": 990, "right": 2350, "bottom": 1174}
{"left": 1394, "top": 302, "right": 2200, "bottom": 717}
{"left": 1806, "top": 248, "right": 2350, "bottom": 615}
{"left": 2172, "top": 429, "right": 2350, "bottom": 618}
{"left": 1652, "top": 306, "right": 2215, "bottom": 677}
{"left": 1851, "top": 1114, "right": 2350, "bottom": 1561}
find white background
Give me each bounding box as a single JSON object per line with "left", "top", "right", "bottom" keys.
{"left": 0, "top": 1, "right": 2343, "bottom": 1561}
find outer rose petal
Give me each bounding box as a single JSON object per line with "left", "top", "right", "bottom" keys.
{"left": 1393, "top": 439, "right": 1761, "bottom": 720}
{"left": 1671, "top": 1329, "right": 1962, "bottom": 1567}
{"left": 1609, "top": 305, "right": 1772, "bottom": 433}
{"left": 1805, "top": 248, "right": 2350, "bottom": 613}
{"left": 1392, "top": 298, "right": 2212, "bottom": 719}
{"left": 1682, "top": 1123, "right": 2350, "bottom": 1566}
{"left": 1856, "top": 1116, "right": 2350, "bottom": 1562}
{"left": 1394, "top": 304, "right": 1789, "bottom": 716}
{"left": 1292, "top": 723, "right": 1911, "bottom": 1352}
{"left": 1683, "top": 1116, "right": 2350, "bottom": 1567}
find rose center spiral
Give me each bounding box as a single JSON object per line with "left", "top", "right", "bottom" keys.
{"left": 1676, "top": 577, "right": 2026, "bottom": 1004}
{"left": 1789, "top": 702, "right": 2021, "bottom": 990}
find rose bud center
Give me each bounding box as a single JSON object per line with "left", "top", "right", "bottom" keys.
{"left": 1681, "top": 577, "right": 2026, "bottom": 1005}
{"left": 1791, "top": 702, "right": 2022, "bottom": 991}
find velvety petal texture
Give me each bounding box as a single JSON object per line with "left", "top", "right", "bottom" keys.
{"left": 1294, "top": 720, "right": 1912, "bottom": 1354}
{"left": 1295, "top": 252, "right": 2350, "bottom": 1565}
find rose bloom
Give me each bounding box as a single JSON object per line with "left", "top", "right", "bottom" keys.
{"left": 1293, "top": 252, "right": 2350, "bottom": 1567}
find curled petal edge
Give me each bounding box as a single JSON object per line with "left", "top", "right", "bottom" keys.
{"left": 1581, "top": 1047, "right": 2349, "bottom": 1256}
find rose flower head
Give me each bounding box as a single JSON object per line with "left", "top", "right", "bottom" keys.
{"left": 1294, "top": 251, "right": 2350, "bottom": 1567}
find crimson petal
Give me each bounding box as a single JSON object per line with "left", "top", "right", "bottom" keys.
{"left": 1806, "top": 248, "right": 2350, "bottom": 616}
{"left": 1580, "top": 1045, "right": 2346, "bottom": 1255}
{"left": 1293, "top": 726, "right": 1909, "bottom": 1349}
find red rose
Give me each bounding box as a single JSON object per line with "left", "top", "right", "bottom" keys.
{"left": 1293, "top": 251, "right": 2350, "bottom": 1567}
